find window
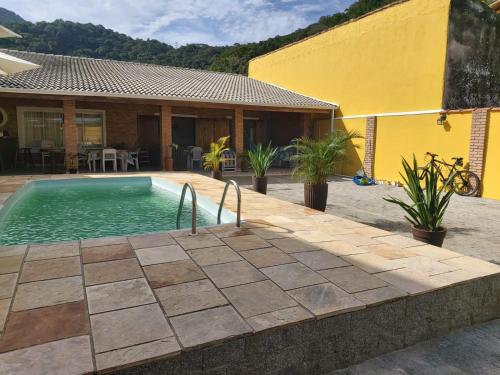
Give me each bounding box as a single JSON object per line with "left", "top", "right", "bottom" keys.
{"left": 18, "top": 108, "right": 105, "bottom": 149}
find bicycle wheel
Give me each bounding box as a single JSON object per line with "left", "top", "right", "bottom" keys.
{"left": 449, "top": 171, "right": 481, "bottom": 196}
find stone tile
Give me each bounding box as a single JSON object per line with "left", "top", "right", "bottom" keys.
{"left": 319, "top": 266, "right": 388, "bottom": 293}
{"left": 222, "top": 280, "right": 298, "bottom": 318}
{"left": 83, "top": 258, "right": 143, "bottom": 286}
{"left": 143, "top": 259, "right": 205, "bottom": 288}
{"left": 0, "top": 255, "right": 23, "bottom": 274}
{"left": 128, "top": 232, "right": 176, "bottom": 249}
{"left": 261, "top": 263, "right": 327, "bottom": 290}
{"left": 86, "top": 278, "right": 156, "bottom": 314}
{"left": 342, "top": 253, "right": 404, "bottom": 274}
{"left": 169, "top": 227, "right": 210, "bottom": 238}
{"left": 222, "top": 234, "right": 271, "bottom": 251}
{"left": 0, "top": 273, "right": 17, "bottom": 299}
{"left": 208, "top": 225, "right": 252, "bottom": 238}
{"left": 288, "top": 283, "right": 365, "bottom": 318}
{"left": 293, "top": 230, "right": 338, "bottom": 243}
{"left": 0, "top": 245, "right": 27, "bottom": 258}
{"left": 352, "top": 226, "right": 392, "bottom": 238}
{"left": 376, "top": 234, "right": 424, "bottom": 248}
{"left": 81, "top": 236, "right": 128, "bottom": 248}
{"left": 0, "top": 298, "right": 11, "bottom": 332}
{"left": 19, "top": 256, "right": 81, "bottom": 283}
{"left": 375, "top": 268, "right": 449, "bottom": 295}
{"left": 390, "top": 256, "right": 456, "bottom": 276}
{"left": 431, "top": 269, "right": 483, "bottom": 285}
{"left": 268, "top": 237, "right": 320, "bottom": 253}
{"left": 91, "top": 304, "right": 173, "bottom": 353}
{"left": 0, "top": 335, "right": 94, "bottom": 375}
{"left": 292, "top": 250, "right": 351, "bottom": 270}
{"left": 405, "top": 245, "right": 462, "bottom": 261}
{"left": 96, "top": 337, "right": 181, "bottom": 372}
{"left": 246, "top": 306, "right": 314, "bottom": 332}
{"left": 135, "top": 244, "right": 188, "bottom": 266}
{"left": 26, "top": 242, "right": 79, "bottom": 261}
{"left": 188, "top": 245, "right": 243, "bottom": 266}
{"left": 175, "top": 234, "right": 225, "bottom": 250}
{"left": 12, "top": 276, "right": 83, "bottom": 311}
{"left": 239, "top": 247, "right": 296, "bottom": 268}
{"left": 203, "top": 261, "right": 266, "bottom": 288}
{"left": 170, "top": 305, "right": 251, "bottom": 349}
{"left": 156, "top": 279, "right": 227, "bottom": 317}
{"left": 442, "top": 256, "right": 500, "bottom": 276}
{"left": 360, "top": 244, "right": 417, "bottom": 260}
{"left": 0, "top": 301, "right": 89, "bottom": 353}
{"left": 249, "top": 227, "right": 294, "bottom": 240}
{"left": 332, "top": 234, "right": 381, "bottom": 246}
{"left": 81, "top": 243, "right": 134, "bottom": 264}
{"left": 353, "top": 285, "right": 408, "bottom": 306}
{"left": 317, "top": 241, "right": 369, "bottom": 256}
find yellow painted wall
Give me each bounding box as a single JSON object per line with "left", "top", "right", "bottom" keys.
{"left": 374, "top": 113, "right": 472, "bottom": 182}
{"left": 483, "top": 112, "right": 500, "bottom": 200}
{"left": 315, "top": 118, "right": 366, "bottom": 176}
{"left": 249, "top": 0, "right": 451, "bottom": 117}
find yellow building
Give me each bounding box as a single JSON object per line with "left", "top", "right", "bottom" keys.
{"left": 249, "top": 0, "right": 500, "bottom": 199}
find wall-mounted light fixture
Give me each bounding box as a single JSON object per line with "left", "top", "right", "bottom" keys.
{"left": 437, "top": 112, "right": 447, "bottom": 126}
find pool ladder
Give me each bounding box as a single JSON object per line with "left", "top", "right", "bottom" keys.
{"left": 176, "top": 180, "right": 241, "bottom": 235}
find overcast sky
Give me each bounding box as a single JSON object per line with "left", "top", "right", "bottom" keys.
{"left": 0, "top": 0, "right": 356, "bottom": 46}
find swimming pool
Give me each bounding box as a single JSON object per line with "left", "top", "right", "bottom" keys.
{"left": 0, "top": 177, "right": 234, "bottom": 245}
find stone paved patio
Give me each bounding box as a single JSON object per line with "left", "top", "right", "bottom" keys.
{"left": 0, "top": 172, "right": 498, "bottom": 374}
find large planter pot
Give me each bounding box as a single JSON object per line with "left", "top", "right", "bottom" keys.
{"left": 252, "top": 176, "right": 268, "bottom": 194}
{"left": 211, "top": 170, "right": 223, "bottom": 180}
{"left": 411, "top": 226, "right": 447, "bottom": 247}
{"left": 240, "top": 159, "right": 250, "bottom": 173}
{"left": 304, "top": 182, "right": 328, "bottom": 211}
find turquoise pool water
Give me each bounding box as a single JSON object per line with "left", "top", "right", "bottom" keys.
{"left": 0, "top": 177, "right": 231, "bottom": 245}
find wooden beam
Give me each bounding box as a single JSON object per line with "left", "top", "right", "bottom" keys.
{"left": 160, "top": 104, "right": 173, "bottom": 171}
{"left": 234, "top": 108, "right": 244, "bottom": 164}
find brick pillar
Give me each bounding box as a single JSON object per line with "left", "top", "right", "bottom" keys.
{"left": 468, "top": 108, "right": 489, "bottom": 184}
{"left": 234, "top": 107, "right": 244, "bottom": 153}
{"left": 364, "top": 116, "right": 377, "bottom": 179}
{"left": 161, "top": 104, "right": 173, "bottom": 171}
{"left": 63, "top": 99, "right": 78, "bottom": 164}
{"left": 302, "top": 113, "right": 312, "bottom": 138}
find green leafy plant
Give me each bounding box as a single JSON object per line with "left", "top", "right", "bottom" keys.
{"left": 384, "top": 156, "right": 454, "bottom": 231}
{"left": 292, "top": 130, "right": 362, "bottom": 185}
{"left": 203, "top": 136, "right": 230, "bottom": 172}
{"left": 247, "top": 143, "right": 278, "bottom": 177}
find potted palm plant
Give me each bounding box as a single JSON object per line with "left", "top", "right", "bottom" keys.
{"left": 203, "top": 136, "right": 229, "bottom": 180}
{"left": 292, "top": 130, "right": 361, "bottom": 211}
{"left": 247, "top": 143, "right": 278, "bottom": 194}
{"left": 384, "top": 156, "right": 454, "bottom": 247}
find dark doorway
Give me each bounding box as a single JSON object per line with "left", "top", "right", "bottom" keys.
{"left": 172, "top": 117, "right": 196, "bottom": 171}
{"left": 244, "top": 119, "right": 257, "bottom": 150}
{"left": 137, "top": 115, "right": 160, "bottom": 167}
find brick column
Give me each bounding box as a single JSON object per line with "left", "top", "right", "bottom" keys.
{"left": 363, "top": 116, "right": 377, "bottom": 179}
{"left": 468, "top": 108, "right": 489, "bottom": 184}
{"left": 234, "top": 107, "right": 244, "bottom": 153}
{"left": 161, "top": 104, "right": 173, "bottom": 171}
{"left": 63, "top": 99, "right": 78, "bottom": 164}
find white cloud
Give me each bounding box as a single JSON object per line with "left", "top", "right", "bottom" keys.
{"left": 0, "top": 0, "right": 355, "bottom": 46}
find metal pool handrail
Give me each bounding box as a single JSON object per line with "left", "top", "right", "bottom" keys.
{"left": 217, "top": 180, "right": 241, "bottom": 227}
{"left": 176, "top": 183, "right": 197, "bottom": 235}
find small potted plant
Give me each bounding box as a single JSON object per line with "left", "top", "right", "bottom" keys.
{"left": 247, "top": 143, "right": 278, "bottom": 194}
{"left": 292, "top": 130, "right": 361, "bottom": 211}
{"left": 384, "top": 156, "right": 454, "bottom": 247}
{"left": 203, "top": 136, "right": 229, "bottom": 180}
{"left": 239, "top": 151, "right": 250, "bottom": 172}
{"left": 66, "top": 153, "right": 78, "bottom": 174}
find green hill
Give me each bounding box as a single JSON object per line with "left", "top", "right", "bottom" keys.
{"left": 0, "top": 0, "right": 398, "bottom": 74}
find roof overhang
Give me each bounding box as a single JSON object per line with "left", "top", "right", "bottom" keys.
{"left": 0, "top": 25, "right": 22, "bottom": 39}
{"left": 491, "top": 0, "right": 500, "bottom": 12}
{"left": 0, "top": 87, "right": 337, "bottom": 113}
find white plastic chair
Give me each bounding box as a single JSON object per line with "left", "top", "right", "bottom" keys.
{"left": 101, "top": 148, "right": 117, "bottom": 172}
{"left": 129, "top": 150, "right": 140, "bottom": 171}
{"left": 190, "top": 147, "right": 203, "bottom": 170}
{"left": 40, "top": 139, "right": 54, "bottom": 169}
{"left": 117, "top": 150, "right": 129, "bottom": 172}
{"left": 87, "top": 150, "right": 101, "bottom": 172}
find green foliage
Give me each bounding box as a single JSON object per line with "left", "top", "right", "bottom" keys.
{"left": 384, "top": 156, "right": 454, "bottom": 231}
{"left": 0, "top": 0, "right": 400, "bottom": 74}
{"left": 247, "top": 143, "right": 278, "bottom": 178}
{"left": 202, "top": 136, "right": 230, "bottom": 172}
{"left": 292, "top": 130, "right": 362, "bottom": 185}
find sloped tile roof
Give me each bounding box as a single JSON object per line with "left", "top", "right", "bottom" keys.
{"left": 0, "top": 49, "right": 333, "bottom": 110}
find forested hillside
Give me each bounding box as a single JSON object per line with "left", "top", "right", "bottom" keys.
{"left": 0, "top": 0, "right": 399, "bottom": 73}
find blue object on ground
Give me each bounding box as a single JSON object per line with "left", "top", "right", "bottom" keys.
{"left": 353, "top": 175, "right": 375, "bottom": 186}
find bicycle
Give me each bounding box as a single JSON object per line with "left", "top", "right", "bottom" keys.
{"left": 418, "top": 152, "right": 481, "bottom": 196}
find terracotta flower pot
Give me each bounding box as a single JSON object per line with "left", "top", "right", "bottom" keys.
{"left": 411, "top": 226, "right": 447, "bottom": 247}
{"left": 304, "top": 182, "right": 328, "bottom": 211}
{"left": 252, "top": 176, "right": 268, "bottom": 194}
{"left": 211, "top": 170, "right": 223, "bottom": 180}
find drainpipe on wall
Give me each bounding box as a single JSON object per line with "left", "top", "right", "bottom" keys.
{"left": 330, "top": 108, "right": 335, "bottom": 133}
